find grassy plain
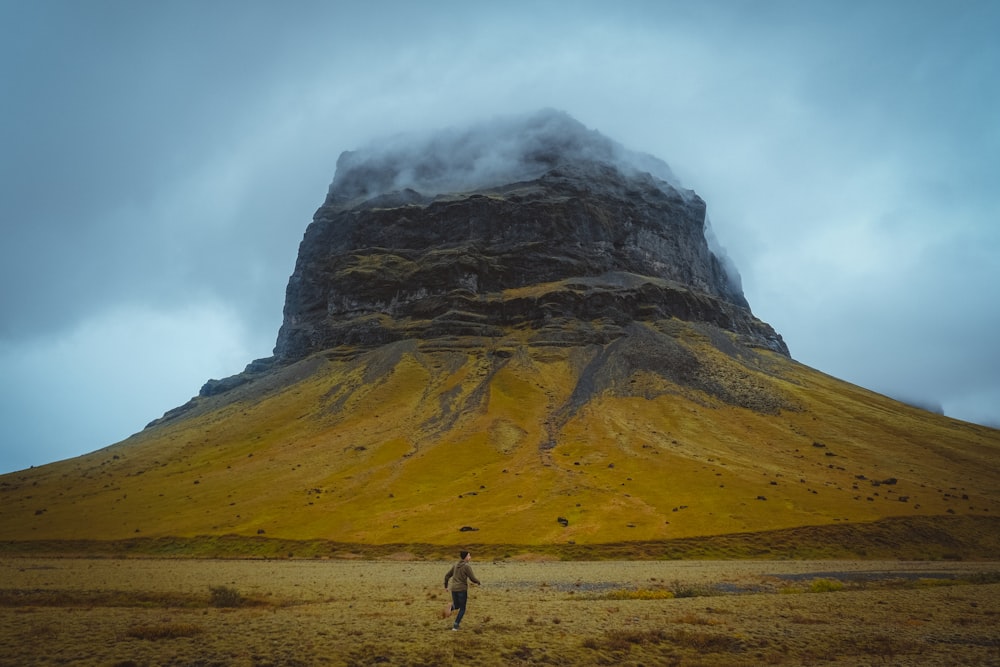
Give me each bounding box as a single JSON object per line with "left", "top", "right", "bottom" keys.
{"left": 2, "top": 557, "right": 999, "bottom": 666}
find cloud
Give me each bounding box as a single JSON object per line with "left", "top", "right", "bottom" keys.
{"left": 327, "top": 109, "right": 683, "bottom": 202}
{"left": 0, "top": 302, "right": 260, "bottom": 472}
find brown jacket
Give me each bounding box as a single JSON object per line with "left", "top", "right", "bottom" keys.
{"left": 444, "top": 560, "right": 480, "bottom": 592}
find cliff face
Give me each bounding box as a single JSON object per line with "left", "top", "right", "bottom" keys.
{"left": 273, "top": 110, "right": 786, "bottom": 365}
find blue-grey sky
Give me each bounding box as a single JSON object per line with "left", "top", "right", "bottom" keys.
{"left": 2, "top": 1, "right": 998, "bottom": 474}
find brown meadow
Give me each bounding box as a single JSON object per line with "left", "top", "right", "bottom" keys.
{"left": 2, "top": 557, "right": 998, "bottom": 666}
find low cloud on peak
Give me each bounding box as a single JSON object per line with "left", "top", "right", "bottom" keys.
{"left": 327, "top": 109, "right": 683, "bottom": 202}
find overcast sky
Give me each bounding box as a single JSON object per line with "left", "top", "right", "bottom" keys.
{"left": 2, "top": 1, "right": 998, "bottom": 474}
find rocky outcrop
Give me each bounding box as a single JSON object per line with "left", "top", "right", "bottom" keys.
{"left": 272, "top": 110, "right": 786, "bottom": 364}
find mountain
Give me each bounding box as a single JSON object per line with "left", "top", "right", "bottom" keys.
{"left": 2, "top": 110, "right": 998, "bottom": 558}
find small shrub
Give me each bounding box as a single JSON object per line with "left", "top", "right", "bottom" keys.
{"left": 583, "top": 629, "right": 668, "bottom": 652}
{"left": 126, "top": 623, "right": 203, "bottom": 640}
{"left": 908, "top": 577, "right": 957, "bottom": 589}
{"left": 965, "top": 571, "right": 1000, "bottom": 585}
{"left": 25, "top": 622, "right": 57, "bottom": 639}
{"left": 790, "top": 615, "right": 828, "bottom": 625}
{"left": 676, "top": 613, "right": 720, "bottom": 626}
{"left": 669, "top": 629, "right": 744, "bottom": 653}
{"left": 209, "top": 585, "right": 245, "bottom": 608}
{"left": 604, "top": 588, "right": 676, "bottom": 600}
{"left": 504, "top": 645, "right": 535, "bottom": 662}
{"left": 669, "top": 579, "right": 705, "bottom": 598}
{"left": 854, "top": 634, "right": 920, "bottom": 661}
{"left": 810, "top": 578, "right": 844, "bottom": 593}
{"left": 346, "top": 643, "right": 393, "bottom": 665}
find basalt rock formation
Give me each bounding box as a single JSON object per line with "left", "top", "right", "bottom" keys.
{"left": 272, "top": 110, "right": 786, "bottom": 369}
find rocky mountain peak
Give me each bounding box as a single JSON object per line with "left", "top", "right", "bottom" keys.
{"left": 269, "top": 110, "right": 786, "bottom": 369}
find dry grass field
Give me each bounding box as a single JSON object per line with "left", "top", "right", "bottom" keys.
{"left": 2, "top": 557, "right": 998, "bottom": 666}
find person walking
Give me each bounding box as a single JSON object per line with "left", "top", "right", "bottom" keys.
{"left": 443, "top": 550, "right": 481, "bottom": 630}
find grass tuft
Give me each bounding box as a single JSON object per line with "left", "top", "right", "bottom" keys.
{"left": 809, "top": 578, "right": 844, "bottom": 593}
{"left": 583, "top": 628, "right": 668, "bottom": 652}
{"left": 126, "top": 623, "right": 203, "bottom": 640}
{"left": 0, "top": 589, "right": 204, "bottom": 608}
{"left": 602, "top": 587, "right": 676, "bottom": 600}
{"left": 209, "top": 585, "right": 245, "bottom": 608}
{"left": 963, "top": 571, "right": 1000, "bottom": 585}
{"left": 584, "top": 628, "right": 744, "bottom": 655}
{"left": 669, "top": 628, "right": 746, "bottom": 653}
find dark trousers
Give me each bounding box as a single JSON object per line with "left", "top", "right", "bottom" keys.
{"left": 451, "top": 590, "right": 468, "bottom": 626}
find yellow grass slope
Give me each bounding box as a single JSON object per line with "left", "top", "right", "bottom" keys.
{"left": 2, "top": 319, "right": 998, "bottom": 555}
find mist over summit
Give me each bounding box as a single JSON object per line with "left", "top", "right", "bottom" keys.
{"left": 327, "top": 109, "right": 684, "bottom": 205}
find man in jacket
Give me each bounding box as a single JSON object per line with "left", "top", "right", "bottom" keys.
{"left": 443, "top": 550, "right": 481, "bottom": 630}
